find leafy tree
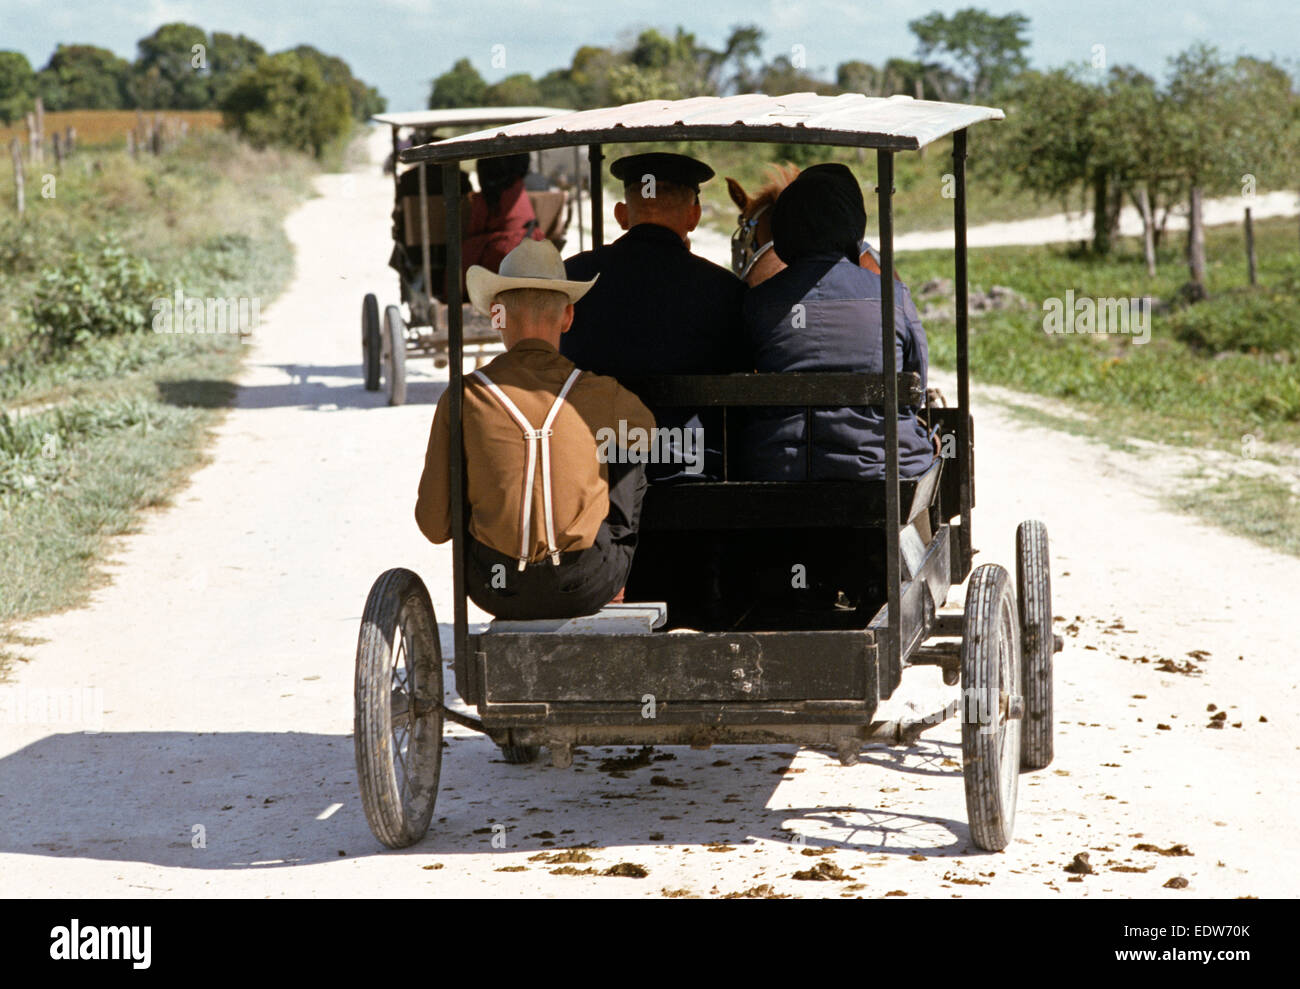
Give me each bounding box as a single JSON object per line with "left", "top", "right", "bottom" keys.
{"left": 289, "top": 45, "right": 382, "bottom": 119}
{"left": 985, "top": 68, "right": 1114, "bottom": 250}
{"left": 34, "top": 45, "right": 131, "bottom": 110}
{"left": 208, "top": 32, "right": 265, "bottom": 104}
{"left": 536, "top": 68, "right": 582, "bottom": 107}
{"left": 131, "top": 22, "right": 211, "bottom": 108}
{"left": 483, "top": 73, "right": 542, "bottom": 106}
{"left": 429, "top": 57, "right": 486, "bottom": 109}
{"left": 1090, "top": 66, "right": 1177, "bottom": 273}
{"left": 715, "top": 24, "right": 764, "bottom": 94}
{"left": 219, "top": 52, "right": 351, "bottom": 157}
{"left": 1165, "top": 44, "right": 1240, "bottom": 291}
{"left": 568, "top": 45, "right": 621, "bottom": 107}
{"left": 836, "top": 60, "right": 880, "bottom": 96}
{"left": 909, "top": 7, "right": 1031, "bottom": 102}
{"left": 757, "top": 55, "right": 837, "bottom": 97}
{"left": 607, "top": 63, "right": 680, "bottom": 104}
{"left": 0, "top": 51, "right": 36, "bottom": 123}
{"left": 876, "top": 57, "right": 962, "bottom": 100}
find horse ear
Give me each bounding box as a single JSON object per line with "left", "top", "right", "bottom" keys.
{"left": 725, "top": 177, "right": 749, "bottom": 212}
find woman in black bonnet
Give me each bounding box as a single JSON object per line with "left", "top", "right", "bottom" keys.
{"left": 740, "top": 161, "right": 935, "bottom": 481}
{"left": 737, "top": 162, "right": 936, "bottom": 616}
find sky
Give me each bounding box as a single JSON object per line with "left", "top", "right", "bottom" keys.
{"left": 2, "top": 0, "right": 1296, "bottom": 111}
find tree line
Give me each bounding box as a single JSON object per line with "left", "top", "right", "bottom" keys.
{"left": 0, "top": 24, "right": 385, "bottom": 157}
{"left": 429, "top": 11, "right": 1031, "bottom": 110}
{"left": 429, "top": 9, "right": 1299, "bottom": 294}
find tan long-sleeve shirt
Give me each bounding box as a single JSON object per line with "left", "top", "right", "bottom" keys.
{"left": 415, "top": 338, "right": 655, "bottom": 562}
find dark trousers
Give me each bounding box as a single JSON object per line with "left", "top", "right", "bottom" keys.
{"left": 466, "top": 461, "right": 646, "bottom": 620}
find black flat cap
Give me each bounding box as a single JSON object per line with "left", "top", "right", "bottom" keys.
{"left": 610, "top": 152, "right": 714, "bottom": 192}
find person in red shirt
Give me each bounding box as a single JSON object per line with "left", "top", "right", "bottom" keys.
{"left": 462, "top": 153, "right": 545, "bottom": 277}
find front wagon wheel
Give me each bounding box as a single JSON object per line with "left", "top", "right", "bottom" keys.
{"left": 355, "top": 568, "right": 442, "bottom": 848}
{"left": 960, "top": 564, "right": 1022, "bottom": 852}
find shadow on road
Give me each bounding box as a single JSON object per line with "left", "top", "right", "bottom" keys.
{"left": 157, "top": 366, "right": 448, "bottom": 413}
{"left": 0, "top": 729, "right": 977, "bottom": 870}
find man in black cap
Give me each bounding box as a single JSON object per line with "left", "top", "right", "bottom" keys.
{"left": 562, "top": 152, "right": 747, "bottom": 626}
{"left": 562, "top": 152, "right": 746, "bottom": 480}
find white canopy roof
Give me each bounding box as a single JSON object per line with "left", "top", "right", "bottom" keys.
{"left": 371, "top": 107, "right": 568, "bottom": 130}
{"left": 402, "top": 93, "right": 1004, "bottom": 163}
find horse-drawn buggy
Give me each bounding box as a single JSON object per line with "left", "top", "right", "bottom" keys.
{"left": 361, "top": 107, "right": 578, "bottom": 405}
{"left": 353, "top": 93, "right": 1059, "bottom": 854}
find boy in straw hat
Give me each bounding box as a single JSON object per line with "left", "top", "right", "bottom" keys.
{"left": 415, "top": 239, "right": 655, "bottom": 619}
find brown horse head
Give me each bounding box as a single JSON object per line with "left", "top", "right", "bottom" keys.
{"left": 726, "top": 163, "right": 799, "bottom": 287}
{"left": 726, "top": 163, "right": 901, "bottom": 287}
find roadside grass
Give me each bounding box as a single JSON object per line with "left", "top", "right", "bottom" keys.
{"left": 907, "top": 214, "right": 1300, "bottom": 556}
{"left": 910, "top": 215, "right": 1300, "bottom": 453}
{"left": 0, "top": 130, "right": 317, "bottom": 672}
{"left": 1169, "top": 475, "right": 1300, "bottom": 559}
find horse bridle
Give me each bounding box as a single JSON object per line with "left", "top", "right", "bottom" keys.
{"left": 731, "top": 203, "right": 774, "bottom": 280}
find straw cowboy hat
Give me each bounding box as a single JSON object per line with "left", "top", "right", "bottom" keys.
{"left": 466, "top": 239, "right": 598, "bottom": 316}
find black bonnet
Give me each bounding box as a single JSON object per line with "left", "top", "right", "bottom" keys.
{"left": 770, "top": 162, "right": 866, "bottom": 264}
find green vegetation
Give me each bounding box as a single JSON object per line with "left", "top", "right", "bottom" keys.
{"left": 219, "top": 51, "right": 353, "bottom": 158}
{"left": 1169, "top": 475, "right": 1300, "bottom": 559}
{"left": 428, "top": 11, "right": 1033, "bottom": 110}
{"left": 991, "top": 45, "right": 1300, "bottom": 284}
{"left": 0, "top": 25, "right": 382, "bottom": 156}
{"left": 906, "top": 215, "right": 1300, "bottom": 449}
{"left": 899, "top": 215, "right": 1300, "bottom": 554}
{"left": 0, "top": 130, "right": 314, "bottom": 657}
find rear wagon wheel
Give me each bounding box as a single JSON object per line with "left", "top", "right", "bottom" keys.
{"left": 355, "top": 568, "right": 442, "bottom": 848}
{"left": 960, "top": 564, "right": 1022, "bottom": 852}
{"left": 1016, "top": 520, "right": 1054, "bottom": 770}
{"left": 362, "top": 294, "right": 381, "bottom": 391}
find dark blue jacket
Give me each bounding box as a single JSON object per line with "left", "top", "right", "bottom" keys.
{"left": 563, "top": 224, "right": 746, "bottom": 481}
{"left": 739, "top": 253, "right": 935, "bottom": 481}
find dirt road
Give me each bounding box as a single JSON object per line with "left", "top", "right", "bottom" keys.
{"left": 1, "top": 133, "right": 1295, "bottom": 899}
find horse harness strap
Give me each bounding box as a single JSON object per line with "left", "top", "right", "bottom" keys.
{"left": 732, "top": 203, "right": 773, "bottom": 281}
{"left": 470, "top": 367, "right": 584, "bottom": 570}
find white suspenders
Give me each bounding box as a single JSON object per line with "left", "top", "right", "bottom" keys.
{"left": 471, "top": 367, "right": 583, "bottom": 570}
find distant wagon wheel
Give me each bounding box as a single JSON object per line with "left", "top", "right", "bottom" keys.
{"left": 960, "top": 564, "right": 1022, "bottom": 852}
{"left": 1016, "top": 520, "right": 1054, "bottom": 770}
{"left": 361, "top": 294, "right": 381, "bottom": 391}
{"left": 355, "top": 568, "right": 442, "bottom": 848}
{"left": 383, "top": 304, "right": 407, "bottom": 406}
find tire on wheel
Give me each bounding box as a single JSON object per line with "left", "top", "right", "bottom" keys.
{"left": 354, "top": 568, "right": 442, "bottom": 848}
{"left": 960, "top": 563, "right": 1022, "bottom": 852}
{"left": 1016, "top": 519, "right": 1053, "bottom": 771}
{"left": 362, "top": 293, "right": 381, "bottom": 391}
{"left": 383, "top": 304, "right": 407, "bottom": 406}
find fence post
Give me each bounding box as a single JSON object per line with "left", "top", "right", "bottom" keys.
{"left": 65, "top": 126, "right": 76, "bottom": 155}
{"left": 10, "top": 137, "right": 24, "bottom": 217}
{"left": 126, "top": 129, "right": 136, "bottom": 157}
{"left": 33, "top": 96, "right": 44, "bottom": 165}
{"left": 52, "top": 131, "right": 64, "bottom": 171}
{"left": 1244, "top": 207, "right": 1257, "bottom": 287}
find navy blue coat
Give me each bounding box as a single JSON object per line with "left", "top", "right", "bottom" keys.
{"left": 563, "top": 224, "right": 747, "bottom": 481}
{"left": 739, "top": 252, "right": 935, "bottom": 481}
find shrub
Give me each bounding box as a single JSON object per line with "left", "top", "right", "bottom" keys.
{"left": 1167, "top": 286, "right": 1300, "bottom": 357}
{"left": 26, "top": 236, "right": 166, "bottom": 351}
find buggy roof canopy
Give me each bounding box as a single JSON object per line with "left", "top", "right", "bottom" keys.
{"left": 371, "top": 107, "right": 568, "bottom": 130}
{"left": 401, "top": 93, "right": 1004, "bottom": 164}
